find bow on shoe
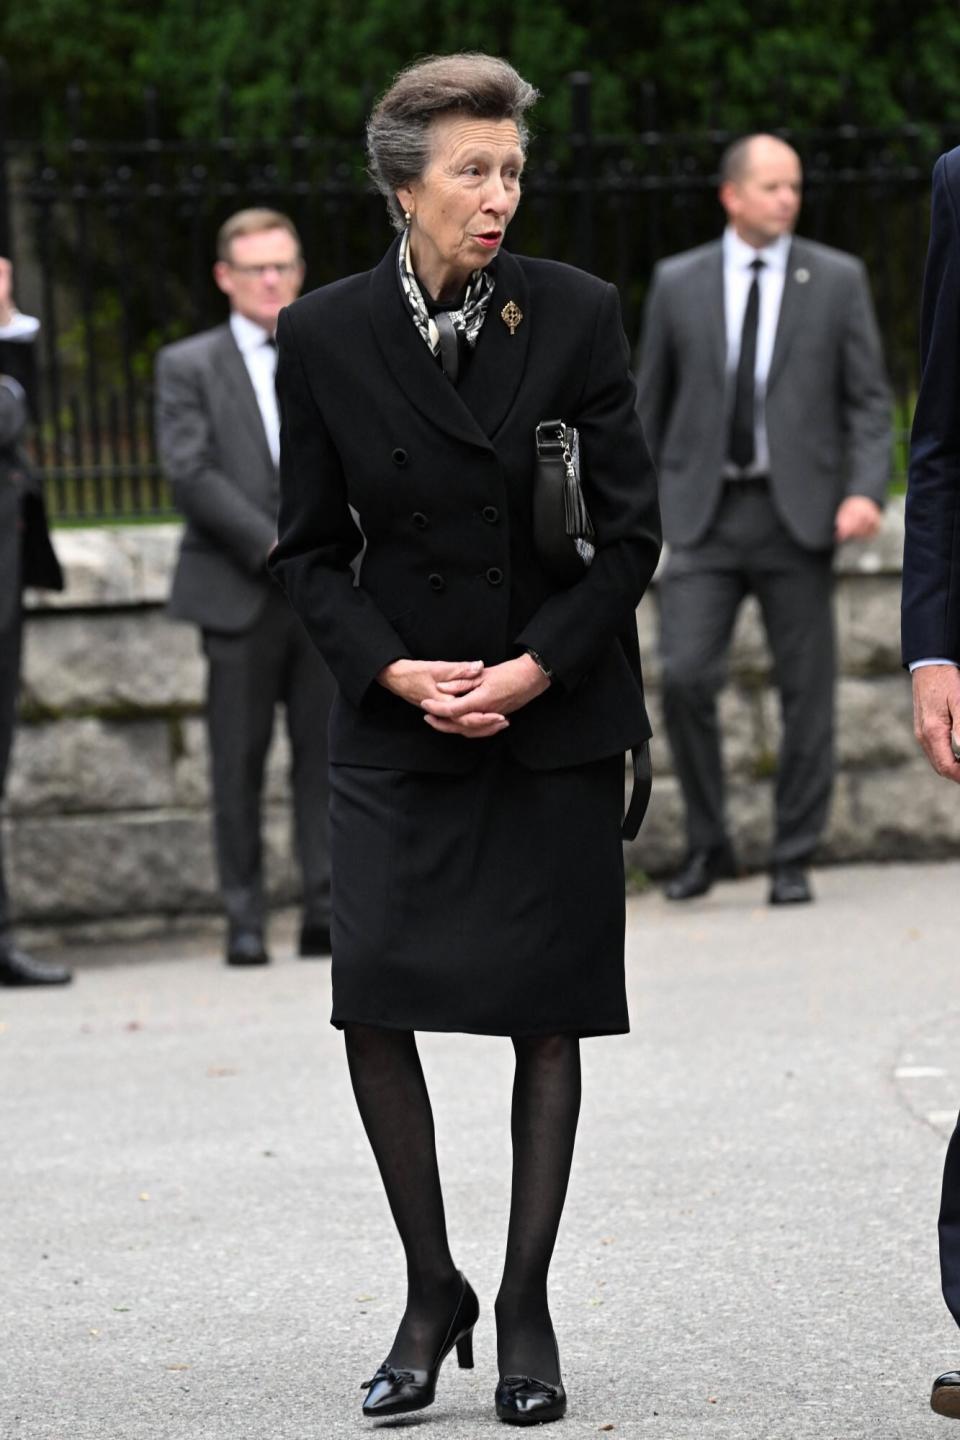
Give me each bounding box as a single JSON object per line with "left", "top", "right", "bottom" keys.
{"left": 495, "top": 1373, "right": 567, "bottom": 1424}
{"left": 498, "top": 1376, "right": 559, "bottom": 1398}
{"left": 361, "top": 1364, "right": 415, "bottom": 1390}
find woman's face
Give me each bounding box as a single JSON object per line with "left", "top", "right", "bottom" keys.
{"left": 397, "top": 113, "right": 524, "bottom": 298}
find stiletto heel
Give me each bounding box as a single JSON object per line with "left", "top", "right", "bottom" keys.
{"left": 361, "top": 1272, "right": 480, "bottom": 1418}
{"left": 456, "top": 1328, "right": 475, "bottom": 1369}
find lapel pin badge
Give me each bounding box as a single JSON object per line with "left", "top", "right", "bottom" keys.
{"left": 500, "top": 300, "right": 523, "bottom": 335}
{"left": 794, "top": 267, "right": 810, "bottom": 284}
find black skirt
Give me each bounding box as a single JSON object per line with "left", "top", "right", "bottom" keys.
{"left": 328, "top": 744, "right": 628, "bottom": 1037}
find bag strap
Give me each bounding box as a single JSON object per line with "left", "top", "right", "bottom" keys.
{"left": 621, "top": 741, "right": 652, "bottom": 841}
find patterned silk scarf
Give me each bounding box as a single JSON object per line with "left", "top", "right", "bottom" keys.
{"left": 397, "top": 227, "right": 495, "bottom": 361}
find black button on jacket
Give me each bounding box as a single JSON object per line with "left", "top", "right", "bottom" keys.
{"left": 270, "top": 238, "right": 662, "bottom": 775}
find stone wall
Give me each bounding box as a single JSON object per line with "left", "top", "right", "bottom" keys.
{"left": 9, "top": 526, "right": 301, "bottom": 944}
{"left": 2, "top": 504, "right": 945, "bottom": 943}
{"left": 627, "top": 499, "right": 948, "bottom": 879}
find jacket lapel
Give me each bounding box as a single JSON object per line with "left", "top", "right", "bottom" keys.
{"left": 766, "top": 240, "right": 807, "bottom": 393}
{"left": 367, "top": 239, "right": 493, "bottom": 452}
{"left": 213, "top": 326, "right": 275, "bottom": 473}
{"left": 457, "top": 248, "right": 530, "bottom": 439}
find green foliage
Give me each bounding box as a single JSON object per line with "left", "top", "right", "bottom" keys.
{"left": 5, "top": 0, "right": 960, "bottom": 141}
{"left": 1, "top": 0, "right": 588, "bottom": 140}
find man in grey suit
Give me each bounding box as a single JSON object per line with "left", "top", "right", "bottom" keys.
{"left": 636, "top": 134, "right": 891, "bottom": 905}
{"left": 0, "top": 257, "right": 71, "bottom": 984}
{"left": 155, "top": 209, "right": 335, "bottom": 966}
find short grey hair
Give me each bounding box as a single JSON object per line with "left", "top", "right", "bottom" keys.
{"left": 367, "top": 53, "right": 539, "bottom": 232}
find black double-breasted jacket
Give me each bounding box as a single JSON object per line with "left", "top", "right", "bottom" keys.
{"left": 269, "top": 238, "right": 662, "bottom": 775}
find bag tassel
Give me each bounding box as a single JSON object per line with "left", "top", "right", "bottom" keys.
{"left": 562, "top": 454, "right": 594, "bottom": 540}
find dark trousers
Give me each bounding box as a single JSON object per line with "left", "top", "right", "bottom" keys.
{"left": 0, "top": 609, "right": 22, "bottom": 940}
{"left": 658, "top": 482, "right": 835, "bottom": 866}
{"left": 940, "top": 1122, "right": 960, "bottom": 1327}
{"left": 203, "top": 588, "right": 335, "bottom": 936}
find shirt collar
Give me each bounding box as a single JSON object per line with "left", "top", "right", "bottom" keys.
{"left": 229, "top": 310, "right": 274, "bottom": 355}
{"left": 723, "top": 226, "right": 791, "bottom": 274}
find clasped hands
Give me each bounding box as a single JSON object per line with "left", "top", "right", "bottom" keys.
{"left": 377, "top": 655, "right": 550, "bottom": 739}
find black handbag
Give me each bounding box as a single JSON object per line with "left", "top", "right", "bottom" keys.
{"left": 533, "top": 418, "right": 652, "bottom": 841}
{"left": 533, "top": 419, "right": 595, "bottom": 586}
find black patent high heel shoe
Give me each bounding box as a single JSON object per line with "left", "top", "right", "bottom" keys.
{"left": 495, "top": 1335, "right": 567, "bottom": 1425}
{"left": 360, "top": 1272, "right": 479, "bottom": 1418}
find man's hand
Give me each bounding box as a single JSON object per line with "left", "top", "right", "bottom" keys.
{"left": 912, "top": 663, "right": 960, "bottom": 783}
{"left": 0, "top": 257, "right": 15, "bottom": 328}
{"left": 419, "top": 654, "right": 550, "bottom": 739}
{"left": 835, "top": 495, "right": 882, "bottom": 543}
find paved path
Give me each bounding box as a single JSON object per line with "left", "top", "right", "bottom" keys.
{"left": 4, "top": 861, "right": 960, "bottom": 1439}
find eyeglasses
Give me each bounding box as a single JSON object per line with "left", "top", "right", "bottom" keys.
{"left": 228, "top": 261, "right": 301, "bottom": 278}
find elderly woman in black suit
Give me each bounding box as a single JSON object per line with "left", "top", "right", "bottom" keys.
{"left": 270, "top": 53, "right": 661, "bottom": 1426}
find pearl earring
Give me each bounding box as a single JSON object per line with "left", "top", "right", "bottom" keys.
{"left": 404, "top": 210, "right": 412, "bottom": 225}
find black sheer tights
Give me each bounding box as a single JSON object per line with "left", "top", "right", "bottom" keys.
{"left": 496, "top": 1034, "right": 581, "bottom": 1383}
{"left": 344, "top": 1024, "right": 462, "bottom": 1370}
{"left": 343, "top": 1024, "right": 581, "bottom": 1383}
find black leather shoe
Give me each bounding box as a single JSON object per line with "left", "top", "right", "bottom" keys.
{"left": 664, "top": 845, "right": 737, "bottom": 901}
{"left": 768, "top": 864, "right": 813, "bottom": 905}
{"left": 298, "top": 924, "right": 331, "bottom": 958}
{"left": 0, "top": 945, "right": 72, "bottom": 987}
{"left": 932, "top": 1372, "right": 960, "bottom": 1418}
{"left": 225, "top": 931, "right": 269, "bottom": 966}
{"left": 361, "top": 1272, "right": 479, "bottom": 1418}
{"left": 495, "top": 1375, "right": 567, "bottom": 1425}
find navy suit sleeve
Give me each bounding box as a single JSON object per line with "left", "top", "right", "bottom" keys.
{"left": 903, "top": 153, "right": 960, "bottom": 663}
{"left": 269, "top": 306, "right": 412, "bottom": 707}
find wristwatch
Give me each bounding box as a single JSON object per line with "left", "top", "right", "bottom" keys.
{"left": 525, "top": 648, "right": 553, "bottom": 681}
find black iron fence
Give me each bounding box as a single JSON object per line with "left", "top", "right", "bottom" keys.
{"left": 0, "top": 71, "right": 954, "bottom": 523}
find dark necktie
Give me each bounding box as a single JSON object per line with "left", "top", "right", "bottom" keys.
{"left": 728, "top": 257, "right": 765, "bottom": 470}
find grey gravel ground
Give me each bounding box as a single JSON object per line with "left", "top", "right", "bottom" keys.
{"left": 4, "top": 860, "right": 960, "bottom": 1440}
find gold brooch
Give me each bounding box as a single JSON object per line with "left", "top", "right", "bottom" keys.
{"left": 500, "top": 300, "right": 523, "bottom": 335}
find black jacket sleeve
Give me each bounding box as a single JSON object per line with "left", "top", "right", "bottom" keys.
{"left": 514, "top": 283, "right": 662, "bottom": 689}
{"left": 268, "top": 306, "right": 412, "bottom": 706}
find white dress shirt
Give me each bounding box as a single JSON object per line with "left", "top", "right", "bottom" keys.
{"left": 723, "top": 227, "right": 791, "bottom": 477}
{"left": 0, "top": 310, "right": 40, "bottom": 343}
{"left": 229, "top": 311, "right": 280, "bottom": 468}
{"left": 0, "top": 311, "right": 39, "bottom": 401}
